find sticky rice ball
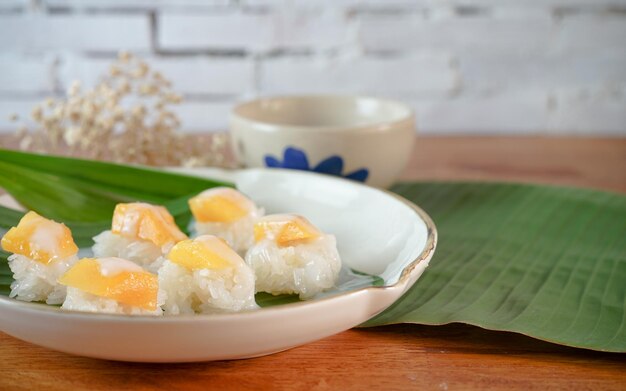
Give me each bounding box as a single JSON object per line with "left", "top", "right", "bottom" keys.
{"left": 92, "top": 202, "right": 187, "bottom": 272}
{"left": 1, "top": 211, "right": 79, "bottom": 304}
{"left": 158, "top": 235, "right": 258, "bottom": 315}
{"left": 188, "top": 187, "right": 263, "bottom": 255}
{"left": 245, "top": 214, "right": 342, "bottom": 299}
{"left": 59, "top": 257, "right": 162, "bottom": 315}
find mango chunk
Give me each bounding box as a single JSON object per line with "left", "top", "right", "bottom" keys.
{"left": 254, "top": 214, "right": 321, "bottom": 247}
{"left": 59, "top": 258, "right": 158, "bottom": 311}
{"left": 112, "top": 203, "right": 187, "bottom": 248}
{"left": 189, "top": 188, "right": 254, "bottom": 223}
{"left": 1, "top": 211, "right": 78, "bottom": 264}
{"left": 168, "top": 235, "right": 239, "bottom": 271}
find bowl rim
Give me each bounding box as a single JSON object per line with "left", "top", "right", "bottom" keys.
{"left": 230, "top": 94, "right": 415, "bottom": 133}
{"left": 0, "top": 168, "right": 437, "bottom": 324}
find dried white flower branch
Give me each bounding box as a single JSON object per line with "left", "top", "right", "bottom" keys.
{"left": 7, "top": 52, "right": 230, "bottom": 168}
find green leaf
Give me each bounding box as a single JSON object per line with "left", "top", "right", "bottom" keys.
{"left": 0, "top": 149, "right": 233, "bottom": 222}
{"left": 0, "top": 204, "right": 23, "bottom": 227}
{"left": 0, "top": 149, "right": 233, "bottom": 199}
{"left": 0, "top": 161, "right": 129, "bottom": 221}
{"left": 255, "top": 293, "right": 301, "bottom": 307}
{"left": 0, "top": 250, "right": 11, "bottom": 296}
{"left": 365, "top": 182, "right": 626, "bottom": 353}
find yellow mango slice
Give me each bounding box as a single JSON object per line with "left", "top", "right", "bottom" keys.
{"left": 111, "top": 203, "right": 187, "bottom": 247}
{"left": 188, "top": 188, "right": 254, "bottom": 223}
{"left": 1, "top": 211, "right": 78, "bottom": 264}
{"left": 168, "top": 236, "right": 239, "bottom": 271}
{"left": 254, "top": 214, "right": 321, "bottom": 247}
{"left": 59, "top": 258, "right": 158, "bottom": 311}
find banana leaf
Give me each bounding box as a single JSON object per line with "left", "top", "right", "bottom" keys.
{"left": 364, "top": 182, "right": 626, "bottom": 353}
{"left": 0, "top": 149, "right": 232, "bottom": 199}
{"left": 0, "top": 149, "right": 233, "bottom": 222}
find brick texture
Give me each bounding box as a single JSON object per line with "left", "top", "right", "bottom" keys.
{"left": 0, "top": 0, "right": 624, "bottom": 135}
{"left": 359, "top": 15, "right": 554, "bottom": 54}
{"left": 0, "top": 14, "right": 151, "bottom": 51}
{"left": 0, "top": 54, "right": 56, "bottom": 94}
{"left": 158, "top": 9, "right": 352, "bottom": 52}
{"left": 413, "top": 93, "right": 550, "bottom": 134}
{"left": 260, "top": 54, "right": 457, "bottom": 97}
{"left": 60, "top": 55, "right": 255, "bottom": 95}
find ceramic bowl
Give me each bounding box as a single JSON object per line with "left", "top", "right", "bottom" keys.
{"left": 230, "top": 95, "right": 415, "bottom": 188}
{"left": 0, "top": 167, "right": 436, "bottom": 362}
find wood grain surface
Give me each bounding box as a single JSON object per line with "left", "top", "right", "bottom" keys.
{"left": 1, "top": 136, "right": 625, "bottom": 390}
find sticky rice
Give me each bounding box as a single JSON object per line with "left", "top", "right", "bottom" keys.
{"left": 92, "top": 202, "right": 187, "bottom": 272}
{"left": 59, "top": 257, "right": 162, "bottom": 315}
{"left": 158, "top": 235, "right": 258, "bottom": 315}
{"left": 246, "top": 214, "right": 342, "bottom": 299}
{"left": 1, "top": 211, "right": 79, "bottom": 304}
{"left": 188, "top": 187, "right": 263, "bottom": 255}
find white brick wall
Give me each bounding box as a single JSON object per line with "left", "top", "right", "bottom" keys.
{"left": 547, "top": 89, "right": 626, "bottom": 135}
{"left": 457, "top": 51, "right": 626, "bottom": 94}
{"left": 158, "top": 9, "right": 353, "bottom": 52}
{"left": 45, "top": 0, "right": 231, "bottom": 9}
{"left": 0, "top": 0, "right": 625, "bottom": 135}
{"left": 0, "top": 14, "right": 151, "bottom": 51}
{"left": 60, "top": 56, "right": 255, "bottom": 95}
{"left": 554, "top": 14, "right": 626, "bottom": 53}
{"left": 172, "top": 101, "right": 233, "bottom": 132}
{"left": 412, "top": 93, "right": 551, "bottom": 135}
{"left": 158, "top": 13, "right": 275, "bottom": 51}
{"left": 0, "top": 54, "right": 56, "bottom": 94}
{"left": 359, "top": 15, "right": 554, "bottom": 54}
{"left": 0, "top": 98, "right": 46, "bottom": 129}
{"left": 260, "top": 54, "right": 458, "bottom": 97}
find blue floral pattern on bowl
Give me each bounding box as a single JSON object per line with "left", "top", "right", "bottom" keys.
{"left": 264, "top": 147, "right": 369, "bottom": 182}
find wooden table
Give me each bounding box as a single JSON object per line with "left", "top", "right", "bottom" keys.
{"left": 1, "top": 136, "right": 625, "bottom": 390}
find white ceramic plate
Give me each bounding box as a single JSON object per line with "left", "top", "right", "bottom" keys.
{"left": 0, "top": 168, "right": 437, "bottom": 362}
